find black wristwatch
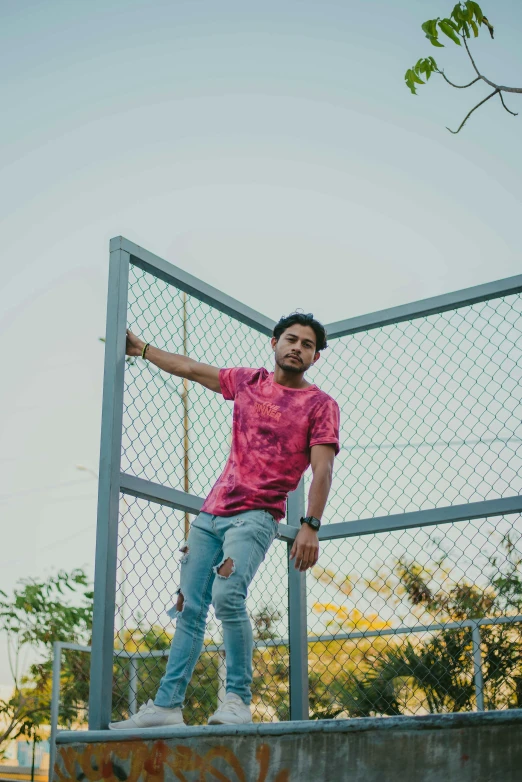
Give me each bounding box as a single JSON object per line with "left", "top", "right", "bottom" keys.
{"left": 300, "top": 516, "right": 321, "bottom": 531}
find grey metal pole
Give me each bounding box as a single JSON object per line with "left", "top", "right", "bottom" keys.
{"left": 217, "top": 650, "right": 227, "bottom": 705}
{"left": 287, "top": 478, "right": 309, "bottom": 721}
{"left": 472, "top": 622, "right": 485, "bottom": 711}
{"left": 88, "top": 244, "right": 130, "bottom": 729}
{"left": 48, "top": 642, "right": 61, "bottom": 782}
{"left": 128, "top": 657, "right": 138, "bottom": 716}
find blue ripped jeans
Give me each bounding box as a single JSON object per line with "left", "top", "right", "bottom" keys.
{"left": 154, "top": 509, "right": 279, "bottom": 708}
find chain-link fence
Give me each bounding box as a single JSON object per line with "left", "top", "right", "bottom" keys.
{"left": 308, "top": 512, "right": 522, "bottom": 718}
{"left": 88, "top": 237, "right": 522, "bottom": 729}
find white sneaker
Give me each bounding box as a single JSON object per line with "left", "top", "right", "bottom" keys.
{"left": 208, "top": 693, "right": 253, "bottom": 725}
{"left": 109, "top": 700, "right": 185, "bottom": 730}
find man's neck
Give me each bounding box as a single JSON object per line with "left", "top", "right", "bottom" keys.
{"left": 273, "top": 366, "right": 311, "bottom": 389}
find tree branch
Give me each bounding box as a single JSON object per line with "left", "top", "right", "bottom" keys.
{"left": 462, "top": 34, "right": 522, "bottom": 94}
{"left": 439, "top": 71, "right": 481, "bottom": 89}
{"left": 489, "top": 84, "right": 522, "bottom": 95}
{"left": 499, "top": 92, "right": 518, "bottom": 117}
{"left": 462, "top": 34, "right": 482, "bottom": 77}
{"left": 447, "top": 88, "right": 499, "bottom": 134}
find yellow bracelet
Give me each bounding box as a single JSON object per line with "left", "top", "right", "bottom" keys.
{"left": 141, "top": 343, "right": 150, "bottom": 359}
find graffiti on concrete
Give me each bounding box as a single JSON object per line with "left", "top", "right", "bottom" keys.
{"left": 55, "top": 740, "right": 290, "bottom": 782}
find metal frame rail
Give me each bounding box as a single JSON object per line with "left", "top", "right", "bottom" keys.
{"left": 89, "top": 236, "right": 522, "bottom": 729}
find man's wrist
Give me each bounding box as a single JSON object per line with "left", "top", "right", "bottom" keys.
{"left": 137, "top": 341, "right": 151, "bottom": 359}
{"left": 300, "top": 515, "right": 321, "bottom": 531}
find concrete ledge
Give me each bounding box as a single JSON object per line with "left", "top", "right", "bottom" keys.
{"left": 55, "top": 710, "right": 522, "bottom": 782}
{"left": 56, "top": 708, "right": 522, "bottom": 743}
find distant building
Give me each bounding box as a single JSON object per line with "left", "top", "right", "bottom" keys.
{"left": 0, "top": 738, "right": 50, "bottom": 782}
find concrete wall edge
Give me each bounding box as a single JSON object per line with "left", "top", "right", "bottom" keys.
{"left": 56, "top": 708, "right": 522, "bottom": 745}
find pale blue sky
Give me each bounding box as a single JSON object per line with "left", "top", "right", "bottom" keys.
{"left": 1, "top": 0, "right": 521, "bottom": 689}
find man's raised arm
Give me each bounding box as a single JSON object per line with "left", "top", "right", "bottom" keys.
{"left": 126, "top": 330, "right": 222, "bottom": 393}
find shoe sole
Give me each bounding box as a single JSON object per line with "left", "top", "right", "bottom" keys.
{"left": 109, "top": 722, "right": 185, "bottom": 730}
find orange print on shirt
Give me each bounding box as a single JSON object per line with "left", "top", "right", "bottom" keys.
{"left": 254, "top": 401, "right": 282, "bottom": 422}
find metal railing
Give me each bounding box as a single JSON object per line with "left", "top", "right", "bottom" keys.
{"left": 50, "top": 610, "right": 522, "bottom": 779}
{"left": 49, "top": 643, "right": 90, "bottom": 782}
{"left": 88, "top": 236, "right": 522, "bottom": 729}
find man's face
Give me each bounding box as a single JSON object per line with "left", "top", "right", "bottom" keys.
{"left": 271, "top": 324, "right": 320, "bottom": 374}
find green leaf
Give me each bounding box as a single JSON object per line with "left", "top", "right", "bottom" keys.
{"left": 439, "top": 19, "right": 462, "bottom": 45}
{"left": 451, "top": 3, "right": 464, "bottom": 23}
{"left": 427, "top": 34, "right": 445, "bottom": 48}
{"left": 422, "top": 18, "right": 439, "bottom": 39}
{"left": 463, "top": 2, "right": 474, "bottom": 22}
{"left": 414, "top": 57, "right": 436, "bottom": 82}
{"left": 470, "top": 19, "right": 479, "bottom": 37}
{"left": 461, "top": 21, "right": 470, "bottom": 38}
{"left": 405, "top": 66, "right": 426, "bottom": 93}
{"left": 444, "top": 18, "right": 460, "bottom": 32}
{"left": 469, "top": 2, "right": 483, "bottom": 24}
{"left": 404, "top": 70, "right": 419, "bottom": 93}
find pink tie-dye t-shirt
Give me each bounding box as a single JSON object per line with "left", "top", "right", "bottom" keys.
{"left": 201, "top": 367, "right": 340, "bottom": 522}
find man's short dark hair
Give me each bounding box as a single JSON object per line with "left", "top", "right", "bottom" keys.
{"left": 273, "top": 312, "right": 328, "bottom": 352}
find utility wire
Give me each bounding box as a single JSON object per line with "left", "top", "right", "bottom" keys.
{"left": 342, "top": 436, "right": 522, "bottom": 453}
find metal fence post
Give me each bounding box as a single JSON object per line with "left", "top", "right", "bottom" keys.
{"left": 472, "top": 621, "right": 485, "bottom": 711}
{"left": 48, "top": 642, "right": 62, "bottom": 782}
{"left": 217, "top": 650, "right": 227, "bottom": 705}
{"left": 128, "top": 657, "right": 138, "bottom": 716}
{"left": 88, "top": 242, "right": 130, "bottom": 729}
{"left": 287, "top": 478, "right": 309, "bottom": 721}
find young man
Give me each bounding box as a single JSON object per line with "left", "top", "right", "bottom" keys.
{"left": 110, "top": 312, "right": 340, "bottom": 729}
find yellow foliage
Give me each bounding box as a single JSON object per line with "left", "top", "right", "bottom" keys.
{"left": 311, "top": 566, "right": 356, "bottom": 596}
{"left": 312, "top": 602, "right": 390, "bottom": 631}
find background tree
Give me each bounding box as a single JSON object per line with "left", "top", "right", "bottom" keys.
{"left": 0, "top": 570, "right": 93, "bottom": 758}
{"left": 405, "top": 2, "right": 521, "bottom": 133}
